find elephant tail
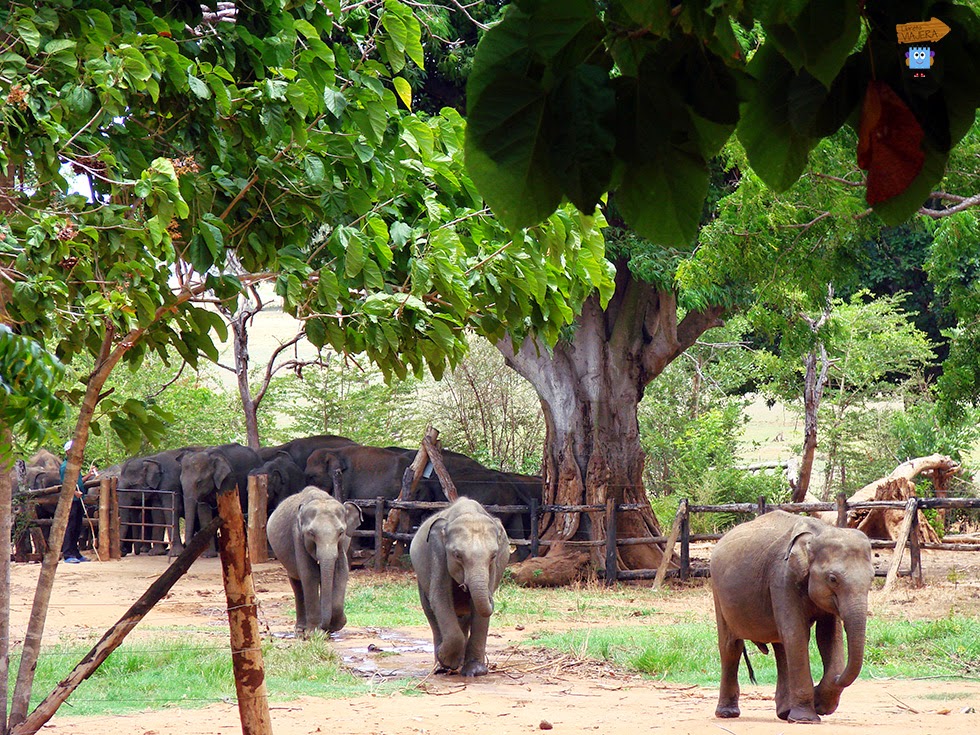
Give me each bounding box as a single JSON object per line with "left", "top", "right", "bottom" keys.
{"left": 741, "top": 646, "right": 758, "bottom": 686}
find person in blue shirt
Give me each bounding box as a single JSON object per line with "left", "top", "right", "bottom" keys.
{"left": 60, "top": 440, "right": 91, "bottom": 563}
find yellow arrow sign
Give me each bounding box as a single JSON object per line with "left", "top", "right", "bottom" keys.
{"left": 897, "top": 17, "right": 951, "bottom": 44}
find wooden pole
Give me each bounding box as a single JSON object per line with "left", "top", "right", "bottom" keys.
{"left": 216, "top": 485, "right": 273, "bottom": 735}
{"left": 98, "top": 476, "right": 111, "bottom": 559}
{"left": 247, "top": 474, "right": 269, "bottom": 564}
{"left": 373, "top": 496, "right": 385, "bottom": 573}
{"left": 529, "top": 498, "right": 540, "bottom": 558}
{"left": 421, "top": 434, "right": 457, "bottom": 502}
{"left": 379, "top": 427, "right": 439, "bottom": 566}
{"left": 652, "top": 499, "right": 687, "bottom": 590}
{"left": 603, "top": 497, "right": 617, "bottom": 586}
{"left": 883, "top": 498, "right": 918, "bottom": 593}
{"left": 836, "top": 492, "right": 847, "bottom": 528}
{"left": 680, "top": 509, "right": 691, "bottom": 581}
{"left": 909, "top": 506, "right": 923, "bottom": 588}
{"left": 9, "top": 517, "right": 222, "bottom": 735}
{"left": 108, "top": 476, "right": 120, "bottom": 559}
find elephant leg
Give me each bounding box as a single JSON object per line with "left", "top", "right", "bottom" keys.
{"left": 196, "top": 503, "right": 217, "bottom": 557}
{"left": 773, "top": 643, "right": 791, "bottom": 720}
{"left": 429, "top": 582, "right": 466, "bottom": 671}
{"left": 777, "top": 625, "right": 820, "bottom": 723}
{"left": 714, "top": 612, "right": 743, "bottom": 719}
{"left": 814, "top": 616, "right": 845, "bottom": 715}
{"left": 418, "top": 589, "right": 447, "bottom": 671}
{"left": 295, "top": 550, "right": 322, "bottom": 634}
{"left": 147, "top": 505, "right": 168, "bottom": 555}
{"left": 328, "top": 557, "right": 349, "bottom": 633}
{"left": 288, "top": 577, "right": 308, "bottom": 638}
{"left": 461, "top": 612, "right": 490, "bottom": 677}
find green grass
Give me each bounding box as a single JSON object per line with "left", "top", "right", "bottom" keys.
{"left": 526, "top": 616, "right": 980, "bottom": 686}
{"left": 9, "top": 635, "right": 390, "bottom": 717}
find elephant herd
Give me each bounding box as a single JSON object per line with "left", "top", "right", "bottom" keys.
{"left": 113, "top": 434, "right": 542, "bottom": 559}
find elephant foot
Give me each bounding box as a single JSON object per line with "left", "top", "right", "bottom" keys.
{"left": 435, "top": 638, "right": 465, "bottom": 671}
{"left": 147, "top": 547, "right": 168, "bottom": 556}
{"left": 715, "top": 706, "right": 740, "bottom": 719}
{"left": 326, "top": 613, "right": 347, "bottom": 633}
{"left": 460, "top": 660, "right": 488, "bottom": 677}
{"left": 786, "top": 706, "right": 820, "bottom": 723}
{"left": 814, "top": 683, "right": 842, "bottom": 716}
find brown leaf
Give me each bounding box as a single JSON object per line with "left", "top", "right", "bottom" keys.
{"left": 856, "top": 81, "right": 925, "bottom": 206}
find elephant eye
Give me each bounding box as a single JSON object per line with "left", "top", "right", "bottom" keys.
{"left": 827, "top": 572, "right": 839, "bottom": 586}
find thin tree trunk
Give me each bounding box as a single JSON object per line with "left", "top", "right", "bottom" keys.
{"left": 1, "top": 428, "right": 12, "bottom": 735}
{"left": 498, "top": 261, "right": 724, "bottom": 572}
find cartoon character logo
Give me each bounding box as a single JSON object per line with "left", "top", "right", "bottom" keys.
{"left": 906, "top": 46, "right": 935, "bottom": 77}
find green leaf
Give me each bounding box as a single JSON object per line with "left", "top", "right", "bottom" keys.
{"left": 304, "top": 155, "right": 325, "bottom": 184}
{"left": 736, "top": 44, "right": 819, "bottom": 192}
{"left": 617, "top": 150, "right": 709, "bottom": 247}
{"left": 465, "top": 74, "right": 561, "bottom": 231}
{"left": 393, "top": 77, "right": 412, "bottom": 110}
{"left": 15, "top": 18, "right": 41, "bottom": 54}
{"left": 187, "top": 74, "right": 211, "bottom": 100}
{"left": 324, "top": 87, "right": 347, "bottom": 117}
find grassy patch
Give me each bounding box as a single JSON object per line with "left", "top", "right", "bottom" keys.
{"left": 526, "top": 616, "right": 980, "bottom": 686}
{"left": 10, "top": 635, "right": 391, "bottom": 717}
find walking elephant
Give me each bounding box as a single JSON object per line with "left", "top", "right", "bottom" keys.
{"left": 410, "top": 497, "right": 510, "bottom": 677}
{"left": 180, "top": 443, "right": 262, "bottom": 555}
{"left": 118, "top": 447, "right": 201, "bottom": 555}
{"left": 267, "top": 486, "right": 361, "bottom": 637}
{"left": 248, "top": 452, "right": 306, "bottom": 513}
{"left": 710, "top": 510, "right": 874, "bottom": 723}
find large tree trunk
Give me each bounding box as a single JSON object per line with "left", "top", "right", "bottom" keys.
{"left": 498, "top": 261, "right": 724, "bottom": 573}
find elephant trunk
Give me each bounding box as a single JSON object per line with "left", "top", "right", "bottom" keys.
{"left": 317, "top": 554, "right": 337, "bottom": 630}
{"left": 466, "top": 572, "right": 494, "bottom": 618}
{"left": 834, "top": 602, "right": 868, "bottom": 688}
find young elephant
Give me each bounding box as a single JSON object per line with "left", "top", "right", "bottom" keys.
{"left": 710, "top": 510, "right": 874, "bottom": 723}
{"left": 410, "top": 497, "right": 510, "bottom": 677}
{"left": 267, "top": 486, "right": 361, "bottom": 638}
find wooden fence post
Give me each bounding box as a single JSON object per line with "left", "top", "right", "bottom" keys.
{"left": 757, "top": 495, "right": 767, "bottom": 515}
{"left": 374, "top": 496, "right": 385, "bottom": 573}
{"left": 529, "top": 498, "right": 540, "bottom": 558}
{"left": 652, "top": 499, "right": 687, "bottom": 591}
{"left": 883, "top": 498, "right": 918, "bottom": 593}
{"left": 909, "top": 506, "right": 923, "bottom": 587}
{"left": 247, "top": 474, "right": 268, "bottom": 564}
{"left": 836, "top": 492, "right": 848, "bottom": 528}
{"left": 108, "top": 476, "right": 120, "bottom": 559}
{"left": 680, "top": 508, "right": 691, "bottom": 581}
{"left": 380, "top": 427, "right": 439, "bottom": 567}
{"left": 216, "top": 486, "right": 273, "bottom": 735}
{"left": 98, "top": 477, "right": 112, "bottom": 560}
{"left": 604, "top": 497, "right": 617, "bottom": 586}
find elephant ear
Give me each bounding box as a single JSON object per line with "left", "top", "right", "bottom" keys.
{"left": 144, "top": 460, "right": 163, "bottom": 490}
{"left": 342, "top": 502, "right": 362, "bottom": 536}
{"left": 213, "top": 455, "right": 234, "bottom": 490}
{"left": 784, "top": 521, "right": 814, "bottom": 581}
{"left": 426, "top": 517, "right": 448, "bottom": 546}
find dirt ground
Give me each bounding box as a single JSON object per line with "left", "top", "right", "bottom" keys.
{"left": 7, "top": 548, "right": 980, "bottom": 735}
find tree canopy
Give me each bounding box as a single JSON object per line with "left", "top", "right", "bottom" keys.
{"left": 465, "top": 0, "right": 980, "bottom": 245}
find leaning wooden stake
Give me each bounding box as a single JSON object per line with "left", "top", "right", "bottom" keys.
{"left": 216, "top": 485, "right": 273, "bottom": 735}
{"left": 652, "top": 499, "right": 687, "bottom": 591}
{"left": 9, "top": 517, "right": 222, "bottom": 735}
{"left": 421, "top": 433, "right": 457, "bottom": 502}
{"left": 883, "top": 498, "right": 918, "bottom": 593}
{"left": 379, "top": 426, "right": 439, "bottom": 566}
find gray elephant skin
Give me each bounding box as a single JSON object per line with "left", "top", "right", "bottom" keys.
{"left": 259, "top": 434, "right": 356, "bottom": 469}
{"left": 710, "top": 510, "right": 873, "bottom": 723}
{"left": 267, "top": 486, "right": 361, "bottom": 637}
{"left": 410, "top": 497, "right": 510, "bottom": 677}
{"left": 180, "top": 443, "right": 261, "bottom": 554}
{"left": 248, "top": 452, "right": 306, "bottom": 513}
{"left": 118, "top": 447, "right": 199, "bottom": 555}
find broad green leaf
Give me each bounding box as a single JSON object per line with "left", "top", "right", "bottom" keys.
{"left": 393, "top": 77, "right": 412, "bottom": 110}
{"left": 465, "top": 75, "right": 561, "bottom": 231}
{"left": 187, "top": 74, "right": 211, "bottom": 100}
{"left": 15, "top": 18, "right": 41, "bottom": 54}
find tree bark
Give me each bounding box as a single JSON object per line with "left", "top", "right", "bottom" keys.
{"left": 498, "top": 261, "right": 724, "bottom": 572}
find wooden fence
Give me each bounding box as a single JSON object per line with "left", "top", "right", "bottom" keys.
{"left": 346, "top": 493, "right": 980, "bottom": 588}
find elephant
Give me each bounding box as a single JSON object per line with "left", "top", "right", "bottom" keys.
{"left": 259, "top": 434, "right": 357, "bottom": 469}
{"left": 118, "top": 447, "right": 200, "bottom": 555}
{"left": 410, "top": 497, "right": 510, "bottom": 677}
{"left": 248, "top": 452, "right": 306, "bottom": 513}
{"left": 180, "top": 443, "right": 262, "bottom": 555}
{"left": 710, "top": 510, "right": 874, "bottom": 723}
{"left": 267, "top": 486, "right": 361, "bottom": 637}
{"left": 305, "top": 444, "right": 411, "bottom": 503}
